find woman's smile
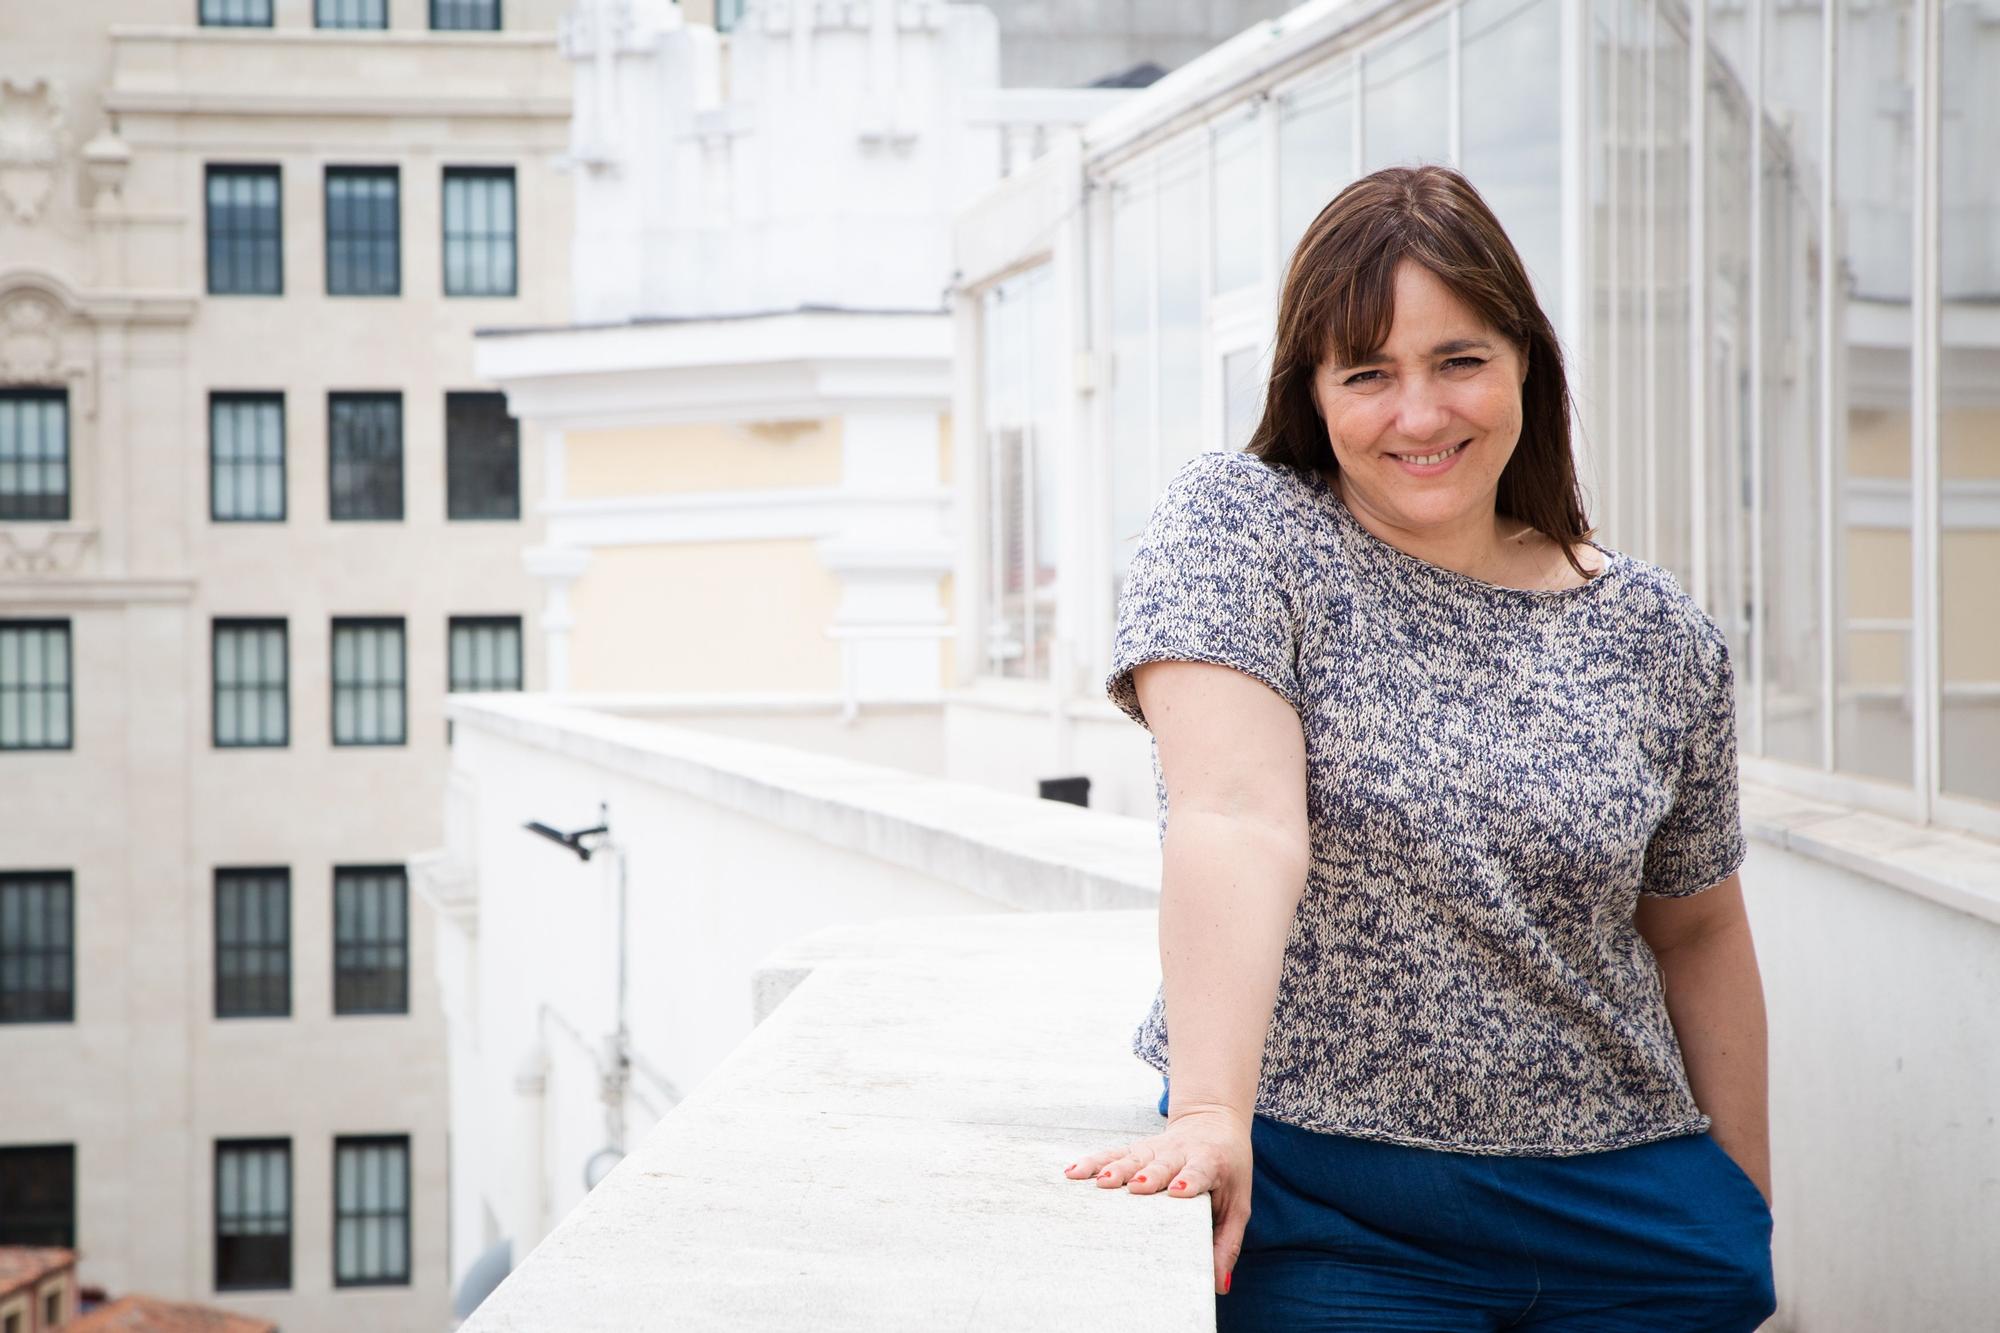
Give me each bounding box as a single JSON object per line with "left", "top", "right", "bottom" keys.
{"left": 1389, "top": 437, "right": 1473, "bottom": 474}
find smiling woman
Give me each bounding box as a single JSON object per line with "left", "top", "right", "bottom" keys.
{"left": 1064, "top": 165, "right": 1774, "bottom": 1331}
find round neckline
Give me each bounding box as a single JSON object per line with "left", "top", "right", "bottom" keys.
{"left": 1298, "top": 465, "right": 1625, "bottom": 602}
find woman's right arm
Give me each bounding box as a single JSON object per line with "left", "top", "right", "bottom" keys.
{"left": 1063, "top": 654, "right": 1311, "bottom": 1295}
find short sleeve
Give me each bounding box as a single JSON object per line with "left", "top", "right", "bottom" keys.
{"left": 1103, "top": 452, "right": 1305, "bottom": 732}
{"left": 1640, "top": 611, "right": 1750, "bottom": 898}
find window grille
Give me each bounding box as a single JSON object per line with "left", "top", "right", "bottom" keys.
{"left": 333, "top": 866, "right": 408, "bottom": 1015}
{"left": 200, "top": 0, "right": 273, "bottom": 26}
{"left": 442, "top": 167, "right": 517, "bottom": 296}
{"left": 0, "top": 872, "right": 73, "bottom": 1024}
{"left": 334, "top": 1137, "right": 411, "bottom": 1285}
{"left": 328, "top": 393, "right": 403, "bottom": 521}
{"left": 444, "top": 392, "right": 519, "bottom": 520}
{"left": 315, "top": 0, "right": 386, "bottom": 27}
{"left": 331, "top": 618, "right": 407, "bottom": 746}
{"left": 215, "top": 1140, "right": 291, "bottom": 1290}
{"left": 0, "top": 1146, "right": 74, "bottom": 1247}
{"left": 0, "top": 621, "right": 71, "bottom": 751}
{"left": 215, "top": 869, "right": 290, "bottom": 1019}
{"left": 325, "top": 167, "right": 400, "bottom": 295}
{"left": 0, "top": 389, "right": 69, "bottom": 522}
{"left": 430, "top": 0, "right": 500, "bottom": 29}
{"left": 210, "top": 394, "right": 285, "bottom": 522}
{"left": 206, "top": 166, "right": 282, "bottom": 295}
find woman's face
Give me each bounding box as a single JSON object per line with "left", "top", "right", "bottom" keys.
{"left": 1311, "top": 259, "right": 1529, "bottom": 533}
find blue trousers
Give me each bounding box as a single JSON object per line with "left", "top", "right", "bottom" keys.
{"left": 1156, "top": 1078, "right": 1776, "bottom": 1331}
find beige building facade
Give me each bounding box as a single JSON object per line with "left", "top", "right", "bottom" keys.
{"left": 0, "top": 2, "right": 569, "bottom": 1330}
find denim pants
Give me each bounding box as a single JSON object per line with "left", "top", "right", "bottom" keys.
{"left": 1156, "top": 1077, "right": 1776, "bottom": 1331}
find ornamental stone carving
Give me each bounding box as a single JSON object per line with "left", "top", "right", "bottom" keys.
{"left": 0, "top": 290, "right": 62, "bottom": 383}
{"left": 0, "top": 79, "right": 66, "bottom": 224}
{"left": 0, "top": 527, "right": 96, "bottom": 576}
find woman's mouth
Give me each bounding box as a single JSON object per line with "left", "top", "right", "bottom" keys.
{"left": 1390, "top": 438, "right": 1471, "bottom": 474}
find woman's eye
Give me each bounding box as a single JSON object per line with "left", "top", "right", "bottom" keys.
{"left": 1444, "top": 356, "right": 1487, "bottom": 371}
{"left": 1342, "top": 369, "right": 1382, "bottom": 386}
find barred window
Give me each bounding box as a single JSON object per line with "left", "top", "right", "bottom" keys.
{"left": 0, "top": 388, "right": 70, "bottom": 522}
{"left": 215, "top": 1140, "right": 291, "bottom": 1291}
{"left": 210, "top": 393, "right": 285, "bottom": 522}
{"left": 0, "top": 620, "right": 72, "bottom": 752}
{"left": 0, "top": 873, "right": 73, "bottom": 1025}
{"left": 316, "top": 0, "right": 386, "bottom": 27}
{"left": 0, "top": 1146, "right": 73, "bottom": 1247}
{"left": 213, "top": 619, "right": 287, "bottom": 749}
{"left": 200, "top": 0, "right": 273, "bottom": 25}
{"left": 328, "top": 393, "right": 403, "bottom": 521}
{"left": 206, "top": 166, "right": 282, "bottom": 296}
{"left": 325, "top": 167, "right": 399, "bottom": 296}
{"left": 215, "top": 869, "right": 289, "bottom": 1019}
{"left": 431, "top": 0, "right": 500, "bottom": 31}
{"left": 445, "top": 392, "right": 519, "bottom": 520}
{"left": 442, "top": 167, "right": 516, "bottom": 296}
{"left": 335, "top": 1136, "right": 411, "bottom": 1286}
{"left": 334, "top": 867, "right": 408, "bottom": 1016}
{"left": 332, "top": 618, "right": 407, "bottom": 746}
{"left": 448, "top": 616, "right": 523, "bottom": 692}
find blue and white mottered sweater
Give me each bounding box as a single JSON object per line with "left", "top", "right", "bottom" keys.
{"left": 1106, "top": 448, "right": 1750, "bottom": 1156}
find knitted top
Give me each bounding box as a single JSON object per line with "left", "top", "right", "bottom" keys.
{"left": 1105, "top": 449, "right": 1749, "bottom": 1156}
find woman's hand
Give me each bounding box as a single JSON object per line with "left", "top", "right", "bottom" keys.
{"left": 1061, "top": 1105, "right": 1255, "bottom": 1295}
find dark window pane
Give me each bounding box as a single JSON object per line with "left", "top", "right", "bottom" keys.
{"left": 200, "top": 0, "right": 273, "bottom": 25}
{"left": 0, "top": 621, "right": 72, "bottom": 752}
{"left": 328, "top": 393, "right": 403, "bottom": 521}
{"left": 210, "top": 394, "right": 286, "bottom": 522}
{"left": 334, "top": 1137, "right": 410, "bottom": 1285}
{"left": 0, "top": 1146, "right": 74, "bottom": 1247}
{"left": 206, "top": 166, "right": 282, "bottom": 295}
{"left": 441, "top": 167, "right": 516, "bottom": 296}
{"left": 0, "top": 389, "right": 70, "bottom": 522}
{"left": 213, "top": 619, "right": 288, "bottom": 748}
{"left": 447, "top": 616, "right": 523, "bottom": 692}
{"left": 331, "top": 618, "right": 407, "bottom": 746}
{"left": 430, "top": 0, "right": 500, "bottom": 31}
{"left": 334, "top": 867, "right": 408, "bottom": 1015}
{"left": 715, "top": 0, "right": 745, "bottom": 31}
{"left": 325, "top": 168, "right": 400, "bottom": 296}
{"left": 0, "top": 874, "right": 74, "bottom": 1024}
{"left": 316, "top": 0, "right": 387, "bottom": 27}
{"left": 215, "top": 870, "right": 290, "bottom": 1019}
{"left": 215, "top": 1140, "right": 291, "bottom": 1290}
{"left": 445, "top": 392, "right": 519, "bottom": 520}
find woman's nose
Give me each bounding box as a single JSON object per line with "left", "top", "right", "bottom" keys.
{"left": 1392, "top": 381, "right": 1453, "bottom": 443}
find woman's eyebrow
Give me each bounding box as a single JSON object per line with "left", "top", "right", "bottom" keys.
{"left": 1330, "top": 338, "right": 1496, "bottom": 372}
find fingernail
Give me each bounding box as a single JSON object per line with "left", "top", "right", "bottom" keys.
{"left": 1065, "top": 1164, "right": 1076, "bottom": 1172}
{"left": 1173, "top": 1179, "right": 1188, "bottom": 1190}
{"left": 1224, "top": 1271, "right": 1232, "bottom": 1294}
{"left": 1134, "top": 1175, "right": 1146, "bottom": 1184}
{"left": 1098, "top": 1171, "right": 1112, "bottom": 1179}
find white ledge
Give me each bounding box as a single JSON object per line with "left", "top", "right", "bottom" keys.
{"left": 446, "top": 695, "right": 1161, "bottom": 912}
{"left": 461, "top": 910, "right": 1207, "bottom": 1331}
{"left": 1742, "top": 779, "right": 2000, "bottom": 927}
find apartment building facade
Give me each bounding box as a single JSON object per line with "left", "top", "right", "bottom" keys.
{"left": 0, "top": 2, "right": 570, "bottom": 1329}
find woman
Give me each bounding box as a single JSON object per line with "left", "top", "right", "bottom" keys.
{"left": 1062, "top": 165, "right": 1776, "bottom": 1331}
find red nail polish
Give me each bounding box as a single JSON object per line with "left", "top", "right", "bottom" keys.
{"left": 1134, "top": 1175, "right": 1146, "bottom": 1183}
{"left": 1173, "top": 1179, "right": 1188, "bottom": 1190}
{"left": 1224, "top": 1271, "right": 1232, "bottom": 1294}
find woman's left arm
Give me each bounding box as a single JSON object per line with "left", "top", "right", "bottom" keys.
{"left": 1635, "top": 873, "right": 1773, "bottom": 1208}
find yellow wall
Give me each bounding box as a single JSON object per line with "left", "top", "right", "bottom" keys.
{"left": 565, "top": 418, "right": 844, "bottom": 498}
{"left": 567, "top": 540, "right": 846, "bottom": 692}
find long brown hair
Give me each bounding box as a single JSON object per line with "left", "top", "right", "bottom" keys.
{"left": 1245, "top": 164, "right": 1597, "bottom": 578}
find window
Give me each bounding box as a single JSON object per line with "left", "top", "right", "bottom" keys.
{"left": 213, "top": 619, "right": 288, "bottom": 748}
{"left": 448, "top": 616, "right": 523, "bottom": 692}
{"left": 715, "top": 0, "right": 745, "bottom": 31}
{"left": 335, "top": 1137, "right": 411, "bottom": 1285}
{"left": 325, "top": 167, "right": 400, "bottom": 296}
{"left": 431, "top": 0, "right": 500, "bottom": 30}
{"left": 214, "top": 869, "right": 289, "bottom": 1019}
{"left": 4, "top": 1312, "right": 15, "bottom": 1333}
{"left": 0, "top": 389, "right": 69, "bottom": 522}
{"left": 328, "top": 393, "right": 403, "bottom": 521}
{"left": 444, "top": 392, "right": 519, "bottom": 520}
{"left": 0, "top": 621, "right": 72, "bottom": 752}
{"left": 331, "top": 618, "right": 406, "bottom": 746}
{"left": 979, "top": 267, "right": 1059, "bottom": 680}
{"left": 0, "top": 1146, "right": 73, "bottom": 1247}
{"left": 316, "top": 0, "right": 386, "bottom": 27}
{"left": 442, "top": 167, "right": 517, "bottom": 296}
{"left": 210, "top": 394, "right": 285, "bottom": 522}
{"left": 215, "top": 1140, "right": 290, "bottom": 1291}
{"left": 0, "top": 873, "right": 73, "bottom": 1025}
{"left": 200, "top": 0, "right": 272, "bottom": 25}
{"left": 206, "top": 166, "right": 282, "bottom": 296}
{"left": 42, "top": 1290, "right": 59, "bottom": 1326}
{"left": 334, "top": 867, "right": 408, "bottom": 1015}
